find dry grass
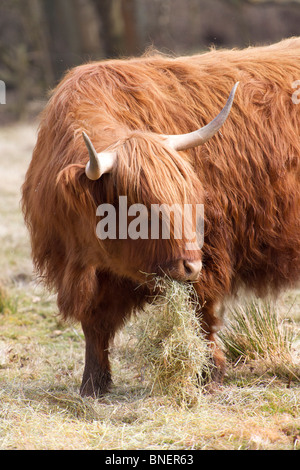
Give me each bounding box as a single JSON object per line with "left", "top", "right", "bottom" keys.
{"left": 219, "top": 300, "right": 300, "bottom": 381}
{"left": 0, "top": 122, "right": 299, "bottom": 450}
{"left": 133, "top": 279, "right": 212, "bottom": 406}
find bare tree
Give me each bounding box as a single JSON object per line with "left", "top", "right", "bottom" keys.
{"left": 93, "top": 0, "right": 139, "bottom": 57}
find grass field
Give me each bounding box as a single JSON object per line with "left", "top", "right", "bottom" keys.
{"left": 0, "top": 123, "right": 299, "bottom": 450}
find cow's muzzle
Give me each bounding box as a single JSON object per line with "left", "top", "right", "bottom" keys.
{"left": 160, "top": 258, "right": 202, "bottom": 282}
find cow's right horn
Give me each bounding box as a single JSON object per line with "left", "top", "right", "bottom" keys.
{"left": 83, "top": 131, "right": 117, "bottom": 180}
{"left": 164, "top": 82, "right": 239, "bottom": 151}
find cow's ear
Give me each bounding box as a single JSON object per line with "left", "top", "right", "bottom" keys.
{"left": 56, "top": 163, "right": 98, "bottom": 218}
{"left": 56, "top": 163, "right": 87, "bottom": 197}
{"left": 56, "top": 163, "right": 85, "bottom": 186}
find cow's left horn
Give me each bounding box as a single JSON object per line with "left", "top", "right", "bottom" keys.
{"left": 164, "top": 82, "right": 239, "bottom": 151}
{"left": 83, "top": 131, "right": 117, "bottom": 180}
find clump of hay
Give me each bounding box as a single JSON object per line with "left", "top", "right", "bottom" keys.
{"left": 135, "top": 279, "right": 212, "bottom": 406}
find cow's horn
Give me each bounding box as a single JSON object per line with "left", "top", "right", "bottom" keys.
{"left": 83, "top": 132, "right": 117, "bottom": 180}
{"left": 164, "top": 82, "right": 239, "bottom": 151}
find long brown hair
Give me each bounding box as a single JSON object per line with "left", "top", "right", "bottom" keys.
{"left": 22, "top": 38, "right": 300, "bottom": 320}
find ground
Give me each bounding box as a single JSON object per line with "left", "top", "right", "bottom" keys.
{"left": 0, "top": 122, "right": 299, "bottom": 450}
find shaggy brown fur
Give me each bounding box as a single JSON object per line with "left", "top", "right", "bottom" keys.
{"left": 22, "top": 38, "right": 300, "bottom": 396}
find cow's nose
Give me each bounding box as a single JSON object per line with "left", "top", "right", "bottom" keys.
{"left": 183, "top": 259, "right": 202, "bottom": 281}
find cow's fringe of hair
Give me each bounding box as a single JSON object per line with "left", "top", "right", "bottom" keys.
{"left": 114, "top": 131, "right": 201, "bottom": 207}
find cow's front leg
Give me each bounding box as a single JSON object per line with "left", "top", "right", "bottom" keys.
{"left": 80, "top": 318, "right": 113, "bottom": 397}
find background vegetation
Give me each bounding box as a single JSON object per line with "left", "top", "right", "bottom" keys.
{"left": 0, "top": 0, "right": 299, "bottom": 450}
{"left": 1, "top": 0, "right": 300, "bottom": 121}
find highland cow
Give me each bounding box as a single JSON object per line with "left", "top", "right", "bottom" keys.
{"left": 22, "top": 38, "right": 300, "bottom": 397}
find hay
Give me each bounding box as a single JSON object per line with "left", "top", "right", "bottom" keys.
{"left": 135, "top": 279, "right": 212, "bottom": 406}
